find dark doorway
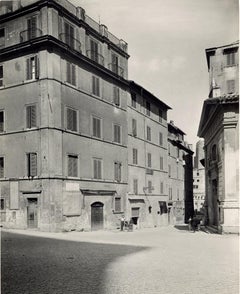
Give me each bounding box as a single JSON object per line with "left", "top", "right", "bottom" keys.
{"left": 27, "top": 198, "right": 38, "bottom": 228}
{"left": 91, "top": 202, "right": 104, "bottom": 231}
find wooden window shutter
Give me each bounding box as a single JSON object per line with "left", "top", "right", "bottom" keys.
{"left": 29, "top": 153, "right": 37, "bottom": 177}
{"left": 67, "top": 108, "right": 73, "bottom": 130}
{"left": 160, "top": 156, "right": 163, "bottom": 170}
{"left": 0, "top": 157, "right": 4, "bottom": 178}
{"left": 71, "top": 65, "right": 76, "bottom": 85}
{"left": 66, "top": 62, "right": 71, "bottom": 83}
{"left": 114, "top": 125, "right": 120, "bottom": 143}
{"left": 26, "top": 58, "right": 31, "bottom": 80}
{"left": 26, "top": 106, "right": 31, "bottom": 128}
{"left": 0, "top": 111, "right": 4, "bottom": 132}
{"left": 133, "top": 148, "right": 138, "bottom": 165}
{"left": 96, "top": 77, "right": 100, "bottom": 96}
{"left": 133, "top": 179, "right": 138, "bottom": 194}
{"left": 30, "top": 105, "right": 37, "bottom": 128}
{"left": 35, "top": 56, "right": 39, "bottom": 79}
{"left": 160, "top": 182, "right": 164, "bottom": 194}
{"left": 72, "top": 156, "right": 77, "bottom": 177}
{"left": 68, "top": 156, "right": 73, "bottom": 176}
{"left": 115, "top": 198, "right": 121, "bottom": 212}
{"left": 72, "top": 109, "right": 77, "bottom": 132}
{"left": 93, "top": 159, "right": 97, "bottom": 178}
{"left": 98, "top": 160, "right": 102, "bottom": 179}
{"left": 147, "top": 153, "right": 151, "bottom": 167}
{"left": 159, "top": 132, "right": 163, "bottom": 146}
{"left": 113, "top": 87, "right": 120, "bottom": 106}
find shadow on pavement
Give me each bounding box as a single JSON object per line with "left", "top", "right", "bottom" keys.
{"left": 174, "top": 225, "right": 190, "bottom": 231}
{"left": 1, "top": 231, "right": 148, "bottom": 294}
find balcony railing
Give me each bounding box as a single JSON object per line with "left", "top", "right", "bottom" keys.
{"left": 20, "top": 28, "right": 43, "bottom": 43}
{"left": 59, "top": 33, "right": 82, "bottom": 53}
{"left": 108, "top": 63, "right": 124, "bottom": 77}
{"left": 86, "top": 50, "right": 104, "bottom": 66}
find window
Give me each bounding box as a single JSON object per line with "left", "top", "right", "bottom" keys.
{"left": 114, "top": 162, "right": 121, "bottom": 182}
{"left": 148, "top": 181, "right": 152, "bottom": 193}
{"left": 0, "top": 157, "right": 4, "bottom": 178}
{"left": 66, "top": 108, "right": 77, "bottom": 132}
{"left": 113, "top": 124, "right": 121, "bottom": 143}
{"left": 160, "top": 156, "right": 163, "bottom": 170}
{"left": 131, "top": 93, "right": 136, "bottom": 108}
{"left": 92, "top": 116, "right": 101, "bottom": 138}
{"left": 160, "top": 182, "right": 164, "bottom": 194}
{"left": 66, "top": 62, "right": 76, "bottom": 86}
{"left": 26, "top": 105, "right": 37, "bottom": 128}
{"left": 132, "top": 119, "right": 137, "bottom": 136}
{"left": 0, "top": 65, "right": 3, "bottom": 86}
{"left": 93, "top": 158, "right": 102, "bottom": 179}
{"left": 68, "top": 155, "right": 78, "bottom": 177}
{"left": 64, "top": 22, "right": 75, "bottom": 48}
{"left": 159, "top": 201, "right": 167, "bottom": 214}
{"left": 227, "top": 80, "right": 235, "bottom": 94}
{"left": 159, "top": 132, "right": 163, "bottom": 146}
{"left": 113, "top": 86, "right": 120, "bottom": 106}
{"left": 0, "top": 110, "right": 4, "bottom": 132}
{"left": 90, "top": 39, "right": 99, "bottom": 63}
{"left": 168, "top": 164, "right": 171, "bottom": 177}
{"left": 193, "top": 185, "right": 199, "bottom": 189}
{"left": 133, "top": 148, "right": 138, "bottom": 165}
{"left": 168, "top": 142, "right": 171, "bottom": 155}
{"left": 26, "top": 56, "right": 39, "bottom": 80}
{"left": 27, "top": 153, "right": 37, "bottom": 177}
{"left": 212, "top": 144, "right": 217, "bottom": 161}
{"left": 147, "top": 126, "right": 151, "bottom": 141}
{"left": 169, "top": 187, "right": 172, "bottom": 200}
{"left": 92, "top": 76, "right": 100, "bottom": 96}
{"left": 0, "top": 28, "right": 5, "bottom": 48}
{"left": 133, "top": 179, "right": 138, "bottom": 194}
{"left": 146, "top": 101, "right": 150, "bottom": 116}
{"left": 159, "top": 109, "right": 163, "bottom": 123}
{"left": 226, "top": 51, "right": 236, "bottom": 66}
{"left": 112, "top": 53, "right": 119, "bottom": 75}
{"left": 0, "top": 198, "right": 4, "bottom": 210}
{"left": 114, "top": 197, "right": 121, "bottom": 212}
{"left": 27, "top": 16, "right": 37, "bottom": 40}
{"left": 147, "top": 153, "right": 152, "bottom": 168}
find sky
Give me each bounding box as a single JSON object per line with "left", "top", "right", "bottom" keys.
{"left": 70, "top": 0, "right": 238, "bottom": 149}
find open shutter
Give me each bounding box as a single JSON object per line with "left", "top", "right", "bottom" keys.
{"left": 30, "top": 105, "right": 37, "bottom": 128}
{"left": 66, "top": 62, "right": 71, "bottom": 83}
{"left": 72, "top": 156, "right": 77, "bottom": 177}
{"left": 67, "top": 108, "right": 73, "bottom": 130}
{"left": 26, "top": 106, "right": 31, "bottom": 128}
{"left": 35, "top": 56, "right": 39, "bottom": 79}
{"left": 98, "top": 160, "right": 101, "bottom": 179}
{"left": 132, "top": 119, "right": 136, "bottom": 136}
{"left": 71, "top": 65, "right": 76, "bottom": 85}
{"left": 26, "top": 58, "right": 31, "bottom": 80}
{"left": 69, "top": 25, "right": 74, "bottom": 49}
{"left": 0, "top": 157, "right": 4, "bottom": 178}
{"left": 93, "top": 159, "right": 97, "bottom": 178}
{"left": 29, "top": 153, "right": 37, "bottom": 177}
{"left": 72, "top": 109, "right": 77, "bottom": 132}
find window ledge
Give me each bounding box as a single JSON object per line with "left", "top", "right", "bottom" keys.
{"left": 113, "top": 211, "right": 124, "bottom": 214}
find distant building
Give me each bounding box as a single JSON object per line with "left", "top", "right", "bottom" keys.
{"left": 167, "top": 121, "right": 194, "bottom": 224}
{"left": 198, "top": 41, "right": 239, "bottom": 233}
{"left": 193, "top": 140, "right": 205, "bottom": 212}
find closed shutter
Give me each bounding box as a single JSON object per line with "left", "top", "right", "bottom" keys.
{"left": 68, "top": 155, "right": 78, "bottom": 177}
{"left": 113, "top": 87, "right": 120, "bottom": 106}
{"left": 90, "top": 40, "right": 98, "bottom": 62}
{"left": 160, "top": 156, "right": 163, "bottom": 170}
{"left": 67, "top": 108, "right": 73, "bottom": 130}
{"left": 69, "top": 25, "right": 74, "bottom": 48}
{"left": 72, "top": 109, "right": 77, "bottom": 132}
{"left": 114, "top": 162, "right": 121, "bottom": 182}
{"left": 147, "top": 153, "right": 151, "bottom": 168}
{"left": 97, "top": 160, "right": 102, "bottom": 179}
{"left": 93, "top": 159, "right": 97, "bottom": 179}
{"left": 133, "top": 179, "right": 138, "bottom": 194}
{"left": 227, "top": 52, "right": 235, "bottom": 66}
{"left": 133, "top": 148, "right": 138, "bottom": 164}
{"left": 160, "top": 182, "right": 164, "bottom": 194}
{"left": 0, "top": 65, "right": 3, "bottom": 87}
{"left": 112, "top": 53, "right": 118, "bottom": 74}
{"left": 29, "top": 153, "right": 37, "bottom": 177}
{"left": 0, "top": 157, "right": 4, "bottom": 178}
{"left": 93, "top": 117, "right": 101, "bottom": 138}
{"left": 159, "top": 132, "right": 163, "bottom": 146}
{"left": 115, "top": 198, "right": 121, "bottom": 212}
{"left": 71, "top": 65, "right": 76, "bottom": 85}
{"left": 92, "top": 76, "right": 99, "bottom": 96}
{"left": 147, "top": 126, "right": 151, "bottom": 141}
{"left": 64, "top": 22, "right": 70, "bottom": 45}
{"left": 28, "top": 17, "right": 37, "bottom": 39}
{"left": 66, "top": 62, "right": 71, "bottom": 83}
{"left": 30, "top": 105, "right": 36, "bottom": 128}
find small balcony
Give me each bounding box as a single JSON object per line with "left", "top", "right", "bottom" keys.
{"left": 108, "top": 63, "right": 124, "bottom": 77}
{"left": 86, "top": 50, "right": 104, "bottom": 66}
{"left": 20, "top": 28, "right": 43, "bottom": 43}
{"left": 59, "top": 33, "right": 82, "bottom": 53}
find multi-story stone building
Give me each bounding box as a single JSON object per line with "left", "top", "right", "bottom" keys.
{"left": 0, "top": 0, "right": 130, "bottom": 231}
{"left": 0, "top": 0, "right": 194, "bottom": 231}
{"left": 126, "top": 81, "right": 171, "bottom": 228}
{"left": 193, "top": 140, "right": 205, "bottom": 212}
{"left": 198, "top": 41, "right": 239, "bottom": 233}
{"left": 167, "top": 121, "right": 194, "bottom": 224}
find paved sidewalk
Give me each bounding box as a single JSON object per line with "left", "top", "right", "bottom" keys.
{"left": 1, "top": 226, "right": 239, "bottom": 294}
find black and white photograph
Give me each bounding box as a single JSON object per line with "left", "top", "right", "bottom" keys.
{"left": 0, "top": 0, "right": 239, "bottom": 293}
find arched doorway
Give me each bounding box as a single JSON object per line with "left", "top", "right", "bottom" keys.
{"left": 91, "top": 202, "right": 104, "bottom": 231}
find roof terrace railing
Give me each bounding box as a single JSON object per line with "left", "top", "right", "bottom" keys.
{"left": 86, "top": 50, "right": 104, "bottom": 66}
{"left": 20, "top": 28, "right": 43, "bottom": 42}
{"left": 59, "top": 33, "right": 82, "bottom": 53}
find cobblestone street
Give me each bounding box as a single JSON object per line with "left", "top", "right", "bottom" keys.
{"left": 1, "top": 226, "right": 239, "bottom": 294}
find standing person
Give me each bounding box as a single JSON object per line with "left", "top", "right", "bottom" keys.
{"left": 120, "top": 215, "right": 125, "bottom": 231}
